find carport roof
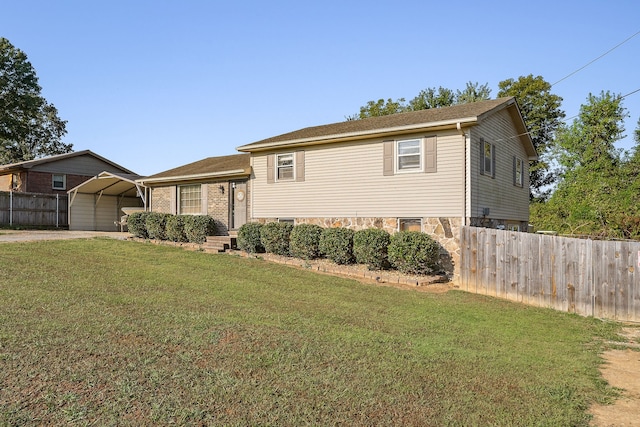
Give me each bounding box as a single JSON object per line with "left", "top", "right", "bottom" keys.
{"left": 68, "top": 171, "right": 145, "bottom": 198}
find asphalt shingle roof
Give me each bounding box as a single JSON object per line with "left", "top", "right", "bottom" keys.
{"left": 143, "top": 153, "right": 250, "bottom": 180}
{"left": 238, "top": 97, "right": 517, "bottom": 150}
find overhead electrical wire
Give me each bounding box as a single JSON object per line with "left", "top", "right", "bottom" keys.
{"left": 551, "top": 30, "right": 640, "bottom": 87}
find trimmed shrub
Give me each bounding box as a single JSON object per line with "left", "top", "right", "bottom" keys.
{"left": 388, "top": 231, "right": 440, "bottom": 275}
{"left": 165, "top": 215, "right": 188, "bottom": 242}
{"left": 127, "top": 211, "right": 150, "bottom": 238}
{"left": 319, "top": 227, "right": 355, "bottom": 265}
{"left": 260, "top": 222, "right": 293, "bottom": 256}
{"left": 237, "top": 222, "right": 264, "bottom": 253}
{"left": 290, "top": 223, "right": 323, "bottom": 259}
{"left": 353, "top": 228, "right": 391, "bottom": 270}
{"left": 183, "top": 215, "right": 215, "bottom": 244}
{"left": 145, "top": 212, "right": 170, "bottom": 240}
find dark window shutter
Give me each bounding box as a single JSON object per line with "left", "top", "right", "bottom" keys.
{"left": 479, "top": 138, "right": 485, "bottom": 175}
{"left": 295, "top": 151, "right": 305, "bottom": 182}
{"left": 266, "top": 154, "right": 275, "bottom": 184}
{"left": 424, "top": 136, "right": 437, "bottom": 173}
{"left": 491, "top": 143, "right": 496, "bottom": 178}
{"left": 383, "top": 140, "right": 394, "bottom": 176}
{"left": 512, "top": 156, "right": 517, "bottom": 185}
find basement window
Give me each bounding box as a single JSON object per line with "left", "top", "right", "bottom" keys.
{"left": 399, "top": 218, "right": 422, "bottom": 232}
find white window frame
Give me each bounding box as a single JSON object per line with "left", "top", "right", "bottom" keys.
{"left": 514, "top": 157, "right": 524, "bottom": 187}
{"left": 508, "top": 224, "right": 520, "bottom": 232}
{"left": 178, "top": 184, "right": 202, "bottom": 215}
{"left": 52, "top": 174, "right": 66, "bottom": 190}
{"left": 396, "top": 139, "right": 423, "bottom": 173}
{"left": 276, "top": 153, "right": 294, "bottom": 181}
{"left": 398, "top": 218, "right": 422, "bottom": 232}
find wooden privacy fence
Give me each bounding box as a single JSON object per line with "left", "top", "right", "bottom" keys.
{"left": 0, "top": 191, "right": 68, "bottom": 228}
{"left": 459, "top": 226, "right": 640, "bottom": 323}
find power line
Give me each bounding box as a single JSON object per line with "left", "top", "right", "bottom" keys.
{"left": 494, "top": 87, "right": 640, "bottom": 142}
{"left": 551, "top": 30, "right": 640, "bottom": 87}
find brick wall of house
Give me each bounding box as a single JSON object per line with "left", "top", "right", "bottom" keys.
{"left": 207, "top": 182, "right": 230, "bottom": 234}
{"left": 151, "top": 186, "right": 174, "bottom": 214}
{"left": 25, "top": 171, "right": 92, "bottom": 194}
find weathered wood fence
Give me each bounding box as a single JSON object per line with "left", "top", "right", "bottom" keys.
{"left": 459, "top": 226, "right": 640, "bottom": 323}
{"left": 0, "top": 191, "right": 68, "bottom": 228}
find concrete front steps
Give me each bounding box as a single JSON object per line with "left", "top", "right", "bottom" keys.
{"left": 203, "top": 232, "right": 237, "bottom": 253}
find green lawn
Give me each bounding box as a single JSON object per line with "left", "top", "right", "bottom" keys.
{"left": 0, "top": 239, "right": 621, "bottom": 426}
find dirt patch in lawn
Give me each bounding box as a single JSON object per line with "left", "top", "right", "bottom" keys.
{"left": 590, "top": 327, "right": 640, "bottom": 427}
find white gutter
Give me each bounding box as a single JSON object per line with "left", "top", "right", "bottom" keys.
{"left": 237, "top": 117, "right": 479, "bottom": 152}
{"left": 138, "top": 169, "right": 247, "bottom": 185}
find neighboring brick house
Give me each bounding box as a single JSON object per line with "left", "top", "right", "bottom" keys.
{"left": 138, "top": 154, "right": 251, "bottom": 235}
{"left": 0, "top": 150, "right": 135, "bottom": 195}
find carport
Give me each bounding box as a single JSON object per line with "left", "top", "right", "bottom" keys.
{"left": 67, "top": 171, "right": 147, "bottom": 231}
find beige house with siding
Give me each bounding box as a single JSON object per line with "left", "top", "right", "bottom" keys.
{"left": 237, "top": 97, "right": 536, "bottom": 276}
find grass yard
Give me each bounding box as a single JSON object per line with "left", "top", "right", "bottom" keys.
{"left": 0, "top": 239, "right": 622, "bottom": 426}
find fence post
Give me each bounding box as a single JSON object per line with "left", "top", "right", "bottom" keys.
{"left": 56, "top": 194, "right": 59, "bottom": 228}
{"left": 9, "top": 191, "right": 12, "bottom": 226}
{"left": 588, "top": 238, "right": 594, "bottom": 317}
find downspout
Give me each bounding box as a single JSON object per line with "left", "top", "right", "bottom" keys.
{"left": 457, "top": 122, "right": 467, "bottom": 226}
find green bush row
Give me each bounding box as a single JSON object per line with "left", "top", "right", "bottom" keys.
{"left": 127, "top": 212, "right": 216, "bottom": 244}
{"left": 237, "top": 222, "right": 442, "bottom": 274}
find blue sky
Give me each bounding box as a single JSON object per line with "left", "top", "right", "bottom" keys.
{"left": 2, "top": 1, "right": 639, "bottom": 175}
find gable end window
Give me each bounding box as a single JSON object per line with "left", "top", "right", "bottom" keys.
{"left": 513, "top": 157, "right": 524, "bottom": 187}
{"left": 52, "top": 174, "right": 66, "bottom": 190}
{"left": 178, "top": 184, "right": 201, "bottom": 215}
{"left": 480, "top": 139, "right": 495, "bottom": 178}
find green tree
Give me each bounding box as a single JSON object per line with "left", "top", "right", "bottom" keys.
{"left": 498, "top": 75, "right": 565, "bottom": 201}
{"left": 454, "top": 81, "right": 492, "bottom": 104}
{"left": 346, "top": 98, "right": 408, "bottom": 120}
{"left": 349, "top": 82, "right": 490, "bottom": 120}
{"left": 530, "top": 92, "right": 630, "bottom": 238}
{"left": 0, "top": 38, "right": 71, "bottom": 164}
{"left": 408, "top": 86, "right": 455, "bottom": 111}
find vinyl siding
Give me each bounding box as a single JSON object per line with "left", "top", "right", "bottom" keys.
{"left": 250, "top": 131, "right": 465, "bottom": 219}
{"left": 468, "top": 109, "right": 530, "bottom": 222}
{"left": 31, "top": 154, "right": 129, "bottom": 175}
{"left": 68, "top": 193, "right": 95, "bottom": 230}
{"left": 69, "top": 194, "right": 141, "bottom": 231}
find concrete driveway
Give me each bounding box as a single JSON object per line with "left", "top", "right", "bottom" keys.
{"left": 0, "top": 230, "right": 130, "bottom": 243}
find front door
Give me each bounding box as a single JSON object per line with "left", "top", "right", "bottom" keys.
{"left": 231, "top": 181, "right": 247, "bottom": 230}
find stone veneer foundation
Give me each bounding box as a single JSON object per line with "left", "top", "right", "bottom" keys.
{"left": 254, "top": 216, "right": 463, "bottom": 282}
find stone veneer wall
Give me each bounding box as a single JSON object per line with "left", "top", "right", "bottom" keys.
{"left": 254, "top": 216, "right": 462, "bottom": 281}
